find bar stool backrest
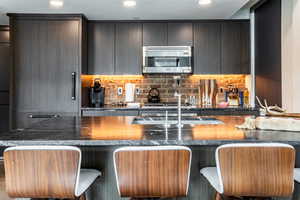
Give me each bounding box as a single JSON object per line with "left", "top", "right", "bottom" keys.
{"left": 113, "top": 146, "right": 192, "bottom": 198}
{"left": 4, "top": 146, "right": 81, "bottom": 199}
{"left": 216, "top": 143, "right": 295, "bottom": 197}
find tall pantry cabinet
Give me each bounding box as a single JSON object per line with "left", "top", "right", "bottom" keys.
{"left": 8, "top": 14, "right": 87, "bottom": 129}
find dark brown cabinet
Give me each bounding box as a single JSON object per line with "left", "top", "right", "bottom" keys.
{"left": 87, "top": 20, "right": 250, "bottom": 75}
{"left": 0, "top": 26, "right": 10, "bottom": 133}
{"left": 143, "top": 22, "right": 193, "bottom": 46}
{"left": 221, "top": 21, "right": 250, "bottom": 74}
{"left": 87, "top": 22, "right": 142, "bottom": 75}
{"left": 167, "top": 23, "right": 193, "bottom": 46}
{"left": 142, "top": 23, "right": 167, "bottom": 46}
{"left": 88, "top": 22, "right": 115, "bottom": 75}
{"left": 193, "top": 22, "right": 221, "bottom": 74}
{"left": 9, "top": 14, "right": 86, "bottom": 129}
{"left": 193, "top": 21, "right": 250, "bottom": 75}
{"left": 115, "top": 23, "right": 142, "bottom": 75}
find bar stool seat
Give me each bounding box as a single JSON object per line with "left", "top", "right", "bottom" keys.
{"left": 294, "top": 168, "right": 300, "bottom": 183}
{"left": 77, "top": 169, "right": 101, "bottom": 197}
{"left": 201, "top": 143, "right": 295, "bottom": 197}
{"left": 200, "top": 167, "right": 222, "bottom": 193}
{"left": 4, "top": 146, "right": 101, "bottom": 199}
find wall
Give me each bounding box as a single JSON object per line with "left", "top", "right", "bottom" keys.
{"left": 81, "top": 75, "right": 249, "bottom": 105}
{"left": 282, "top": 0, "right": 300, "bottom": 112}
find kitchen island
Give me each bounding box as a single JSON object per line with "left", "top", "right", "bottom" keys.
{"left": 0, "top": 115, "right": 300, "bottom": 146}
{"left": 1, "top": 116, "right": 300, "bottom": 200}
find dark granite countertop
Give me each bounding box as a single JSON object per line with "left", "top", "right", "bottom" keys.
{"left": 81, "top": 106, "right": 260, "bottom": 115}
{"left": 81, "top": 106, "right": 258, "bottom": 111}
{"left": 1, "top": 116, "right": 300, "bottom": 146}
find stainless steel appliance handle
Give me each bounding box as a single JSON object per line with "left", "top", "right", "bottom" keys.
{"left": 72, "top": 72, "right": 76, "bottom": 100}
{"left": 28, "top": 114, "right": 60, "bottom": 119}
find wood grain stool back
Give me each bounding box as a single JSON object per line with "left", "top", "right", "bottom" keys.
{"left": 4, "top": 146, "right": 81, "bottom": 199}
{"left": 216, "top": 143, "right": 295, "bottom": 197}
{"left": 113, "top": 146, "right": 192, "bottom": 198}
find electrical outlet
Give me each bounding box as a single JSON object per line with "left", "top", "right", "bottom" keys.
{"left": 117, "top": 87, "right": 123, "bottom": 96}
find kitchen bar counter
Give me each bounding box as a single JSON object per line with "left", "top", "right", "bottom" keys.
{"left": 1, "top": 115, "right": 300, "bottom": 146}
{"left": 2, "top": 116, "right": 300, "bottom": 200}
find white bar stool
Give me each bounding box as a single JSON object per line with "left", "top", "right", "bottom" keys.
{"left": 294, "top": 168, "right": 300, "bottom": 183}
{"left": 200, "top": 143, "right": 295, "bottom": 198}
{"left": 113, "top": 146, "right": 192, "bottom": 199}
{"left": 4, "top": 146, "right": 101, "bottom": 200}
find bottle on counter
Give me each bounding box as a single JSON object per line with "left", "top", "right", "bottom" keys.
{"left": 226, "top": 86, "right": 239, "bottom": 106}
{"left": 239, "top": 91, "right": 244, "bottom": 107}
{"left": 244, "top": 89, "right": 249, "bottom": 106}
{"left": 216, "top": 88, "right": 226, "bottom": 105}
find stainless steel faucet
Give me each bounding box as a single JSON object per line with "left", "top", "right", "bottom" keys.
{"left": 164, "top": 110, "right": 170, "bottom": 128}
{"left": 175, "top": 92, "right": 183, "bottom": 127}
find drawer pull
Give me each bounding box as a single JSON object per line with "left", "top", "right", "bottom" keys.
{"left": 28, "top": 114, "right": 60, "bottom": 119}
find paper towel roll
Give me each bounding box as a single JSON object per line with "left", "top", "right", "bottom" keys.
{"left": 125, "top": 83, "right": 135, "bottom": 102}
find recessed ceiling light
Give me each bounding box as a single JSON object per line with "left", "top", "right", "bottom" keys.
{"left": 50, "top": 0, "right": 64, "bottom": 8}
{"left": 198, "top": 0, "right": 212, "bottom": 5}
{"left": 123, "top": 0, "right": 136, "bottom": 7}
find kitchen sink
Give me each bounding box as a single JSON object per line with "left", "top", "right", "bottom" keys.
{"left": 132, "top": 116, "right": 223, "bottom": 125}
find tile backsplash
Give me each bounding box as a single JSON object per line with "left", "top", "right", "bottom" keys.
{"left": 81, "top": 74, "right": 250, "bottom": 105}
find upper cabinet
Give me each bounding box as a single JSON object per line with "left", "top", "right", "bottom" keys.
{"left": 193, "top": 21, "right": 250, "bottom": 75}
{"left": 142, "top": 23, "right": 167, "bottom": 46}
{"left": 87, "top": 22, "right": 143, "bottom": 75}
{"left": 86, "top": 20, "right": 250, "bottom": 75}
{"left": 115, "top": 23, "right": 142, "bottom": 75}
{"left": 167, "top": 23, "right": 193, "bottom": 46}
{"left": 193, "top": 22, "right": 221, "bottom": 74}
{"left": 88, "top": 22, "right": 115, "bottom": 75}
{"left": 142, "top": 22, "right": 193, "bottom": 46}
{"left": 221, "top": 21, "right": 250, "bottom": 74}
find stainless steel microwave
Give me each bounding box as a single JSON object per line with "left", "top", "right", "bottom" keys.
{"left": 142, "top": 46, "right": 192, "bottom": 74}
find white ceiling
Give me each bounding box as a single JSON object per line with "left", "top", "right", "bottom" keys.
{"left": 0, "top": 0, "right": 250, "bottom": 24}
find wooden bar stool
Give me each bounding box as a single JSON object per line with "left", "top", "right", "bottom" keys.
{"left": 3, "top": 146, "right": 101, "bottom": 200}
{"left": 200, "top": 143, "right": 295, "bottom": 199}
{"left": 113, "top": 146, "right": 192, "bottom": 199}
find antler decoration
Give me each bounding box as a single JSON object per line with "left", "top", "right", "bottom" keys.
{"left": 256, "top": 96, "right": 286, "bottom": 116}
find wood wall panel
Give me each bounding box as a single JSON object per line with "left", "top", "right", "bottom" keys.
{"left": 255, "top": 0, "right": 282, "bottom": 106}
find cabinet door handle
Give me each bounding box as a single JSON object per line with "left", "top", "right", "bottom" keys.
{"left": 28, "top": 114, "right": 60, "bottom": 119}
{"left": 72, "top": 72, "right": 76, "bottom": 100}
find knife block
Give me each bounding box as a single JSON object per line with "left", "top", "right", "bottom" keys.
{"left": 199, "top": 79, "right": 218, "bottom": 107}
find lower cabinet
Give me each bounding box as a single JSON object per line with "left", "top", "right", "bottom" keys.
{"left": 11, "top": 112, "right": 76, "bottom": 129}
